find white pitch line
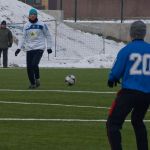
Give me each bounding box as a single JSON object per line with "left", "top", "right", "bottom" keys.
{"left": 0, "top": 89, "right": 116, "bottom": 94}
{"left": 0, "top": 118, "right": 149, "bottom": 122}
{"left": 0, "top": 101, "right": 109, "bottom": 109}
{"left": 0, "top": 118, "right": 106, "bottom": 122}
{"left": 0, "top": 100, "right": 149, "bottom": 112}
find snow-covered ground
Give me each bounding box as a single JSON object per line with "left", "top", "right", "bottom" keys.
{"left": 0, "top": 0, "right": 125, "bottom": 68}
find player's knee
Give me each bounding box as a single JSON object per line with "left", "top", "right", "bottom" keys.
{"left": 131, "top": 117, "right": 144, "bottom": 128}
{"left": 106, "top": 119, "right": 121, "bottom": 133}
{"left": 32, "top": 63, "right": 38, "bottom": 68}
{"left": 27, "top": 65, "right": 34, "bottom": 70}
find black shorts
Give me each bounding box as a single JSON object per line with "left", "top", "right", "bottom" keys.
{"left": 108, "top": 88, "right": 150, "bottom": 128}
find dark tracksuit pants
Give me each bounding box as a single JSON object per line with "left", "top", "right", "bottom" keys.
{"left": 0, "top": 48, "right": 8, "bottom": 67}
{"left": 26, "top": 50, "right": 43, "bottom": 85}
{"left": 106, "top": 89, "right": 150, "bottom": 150}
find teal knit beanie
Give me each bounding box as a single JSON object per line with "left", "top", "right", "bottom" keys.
{"left": 29, "top": 8, "right": 38, "bottom": 16}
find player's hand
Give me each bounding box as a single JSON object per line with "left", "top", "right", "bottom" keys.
{"left": 15, "top": 49, "right": 21, "bottom": 56}
{"left": 8, "top": 43, "right": 12, "bottom": 48}
{"left": 107, "top": 79, "right": 120, "bottom": 88}
{"left": 47, "top": 49, "right": 52, "bottom": 54}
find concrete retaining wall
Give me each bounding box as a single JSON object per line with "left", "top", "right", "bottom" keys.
{"left": 65, "top": 22, "right": 150, "bottom": 43}
{"left": 41, "top": 10, "right": 150, "bottom": 43}
{"left": 42, "top": 10, "right": 64, "bottom": 22}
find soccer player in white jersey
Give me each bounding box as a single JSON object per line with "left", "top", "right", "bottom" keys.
{"left": 15, "top": 8, "right": 52, "bottom": 89}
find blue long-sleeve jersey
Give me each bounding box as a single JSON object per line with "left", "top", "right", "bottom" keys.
{"left": 109, "top": 39, "right": 150, "bottom": 93}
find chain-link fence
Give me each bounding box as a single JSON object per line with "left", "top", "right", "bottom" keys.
{"left": 8, "top": 20, "right": 123, "bottom": 64}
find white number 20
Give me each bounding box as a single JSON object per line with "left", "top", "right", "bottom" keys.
{"left": 130, "top": 53, "right": 150, "bottom": 75}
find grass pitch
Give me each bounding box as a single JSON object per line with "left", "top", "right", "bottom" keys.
{"left": 0, "top": 68, "right": 149, "bottom": 150}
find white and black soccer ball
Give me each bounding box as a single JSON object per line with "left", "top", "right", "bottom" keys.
{"left": 65, "top": 75, "right": 76, "bottom": 86}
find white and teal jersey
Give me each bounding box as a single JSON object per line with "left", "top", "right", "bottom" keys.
{"left": 109, "top": 39, "right": 150, "bottom": 93}
{"left": 18, "top": 20, "right": 52, "bottom": 51}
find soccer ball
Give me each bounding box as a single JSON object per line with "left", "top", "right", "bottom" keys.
{"left": 65, "top": 75, "right": 76, "bottom": 86}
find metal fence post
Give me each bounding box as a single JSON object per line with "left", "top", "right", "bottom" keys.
{"left": 102, "top": 36, "right": 105, "bottom": 54}
{"left": 121, "top": 0, "right": 124, "bottom": 23}
{"left": 74, "top": 0, "right": 77, "bottom": 22}
{"left": 54, "top": 20, "right": 57, "bottom": 57}
{"left": 60, "top": 0, "right": 63, "bottom": 10}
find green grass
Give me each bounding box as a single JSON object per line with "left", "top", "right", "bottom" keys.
{"left": 0, "top": 68, "right": 149, "bottom": 150}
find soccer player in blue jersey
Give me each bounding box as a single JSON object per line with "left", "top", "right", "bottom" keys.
{"left": 106, "top": 20, "right": 150, "bottom": 150}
